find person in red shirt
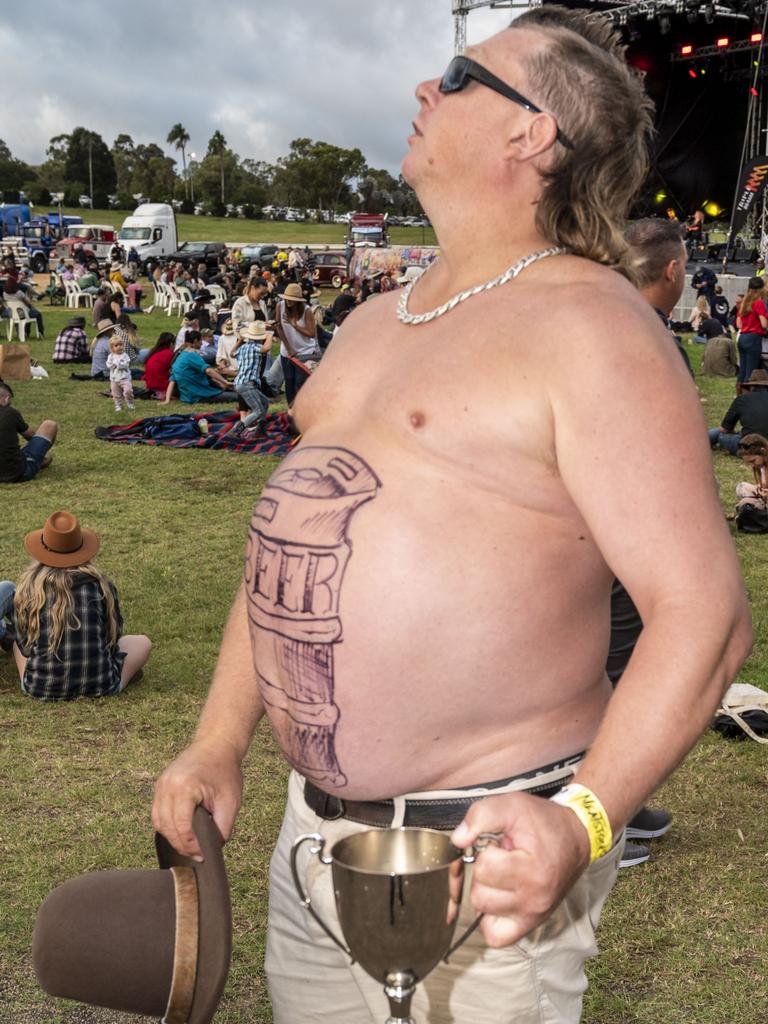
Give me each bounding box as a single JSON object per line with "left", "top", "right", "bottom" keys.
{"left": 736, "top": 277, "right": 768, "bottom": 388}
{"left": 142, "top": 333, "right": 175, "bottom": 399}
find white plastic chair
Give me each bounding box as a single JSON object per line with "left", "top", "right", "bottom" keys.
{"left": 5, "top": 298, "right": 40, "bottom": 341}
{"left": 208, "top": 284, "right": 227, "bottom": 307}
{"left": 166, "top": 284, "right": 185, "bottom": 317}
{"left": 175, "top": 286, "right": 195, "bottom": 314}
{"left": 64, "top": 279, "right": 94, "bottom": 309}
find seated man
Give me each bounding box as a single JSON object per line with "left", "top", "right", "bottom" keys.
{"left": 166, "top": 333, "right": 235, "bottom": 404}
{"left": 701, "top": 329, "right": 738, "bottom": 378}
{"left": 0, "top": 381, "right": 58, "bottom": 484}
{"left": 52, "top": 316, "right": 90, "bottom": 364}
{"left": 710, "top": 369, "right": 768, "bottom": 453}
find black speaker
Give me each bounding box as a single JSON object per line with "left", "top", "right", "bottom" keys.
{"left": 689, "top": 243, "right": 709, "bottom": 262}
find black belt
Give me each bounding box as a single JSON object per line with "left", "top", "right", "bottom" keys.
{"left": 304, "top": 775, "right": 569, "bottom": 831}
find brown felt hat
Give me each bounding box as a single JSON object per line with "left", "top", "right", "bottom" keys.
{"left": 25, "top": 511, "right": 101, "bottom": 568}
{"left": 746, "top": 369, "right": 768, "bottom": 387}
{"left": 33, "top": 806, "right": 231, "bottom": 1024}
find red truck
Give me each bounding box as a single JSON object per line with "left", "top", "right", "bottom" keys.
{"left": 346, "top": 213, "right": 389, "bottom": 248}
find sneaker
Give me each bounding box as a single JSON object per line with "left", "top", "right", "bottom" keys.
{"left": 620, "top": 841, "right": 651, "bottom": 869}
{"left": 114, "top": 405, "right": 122, "bottom": 413}
{"left": 222, "top": 421, "right": 246, "bottom": 440}
{"left": 127, "top": 402, "right": 135, "bottom": 410}
{"left": 626, "top": 806, "right": 672, "bottom": 840}
{"left": 242, "top": 424, "right": 267, "bottom": 441}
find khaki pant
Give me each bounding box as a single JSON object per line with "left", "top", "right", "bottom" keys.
{"left": 266, "top": 771, "right": 622, "bottom": 1024}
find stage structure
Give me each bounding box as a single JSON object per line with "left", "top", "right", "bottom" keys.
{"left": 452, "top": 0, "right": 535, "bottom": 54}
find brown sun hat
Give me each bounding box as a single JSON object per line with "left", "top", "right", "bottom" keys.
{"left": 282, "top": 282, "right": 306, "bottom": 303}
{"left": 746, "top": 369, "right": 768, "bottom": 387}
{"left": 25, "top": 511, "right": 101, "bottom": 569}
{"left": 33, "top": 806, "right": 231, "bottom": 1024}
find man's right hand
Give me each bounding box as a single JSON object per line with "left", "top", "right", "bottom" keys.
{"left": 152, "top": 736, "right": 244, "bottom": 861}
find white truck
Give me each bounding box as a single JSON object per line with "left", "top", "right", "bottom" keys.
{"left": 116, "top": 203, "right": 178, "bottom": 272}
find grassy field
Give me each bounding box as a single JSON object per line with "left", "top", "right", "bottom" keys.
{"left": 43, "top": 206, "right": 438, "bottom": 248}
{"left": 1, "top": 302, "right": 766, "bottom": 1023}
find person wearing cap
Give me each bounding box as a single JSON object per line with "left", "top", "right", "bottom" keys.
{"left": 276, "top": 282, "right": 320, "bottom": 404}
{"left": 11, "top": 510, "right": 151, "bottom": 700}
{"left": 52, "top": 316, "right": 90, "bottom": 364}
{"left": 0, "top": 380, "right": 57, "bottom": 484}
{"left": 223, "top": 321, "right": 275, "bottom": 440}
{"left": 199, "top": 328, "right": 218, "bottom": 366}
{"left": 710, "top": 369, "right": 768, "bottom": 454}
{"left": 735, "top": 277, "right": 768, "bottom": 387}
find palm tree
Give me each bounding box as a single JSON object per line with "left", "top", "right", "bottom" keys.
{"left": 207, "top": 130, "right": 227, "bottom": 204}
{"left": 167, "top": 123, "right": 190, "bottom": 198}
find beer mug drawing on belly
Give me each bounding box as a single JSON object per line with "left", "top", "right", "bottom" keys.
{"left": 291, "top": 827, "right": 499, "bottom": 1024}
{"left": 244, "top": 445, "right": 381, "bottom": 789}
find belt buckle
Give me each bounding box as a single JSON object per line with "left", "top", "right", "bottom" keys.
{"left": 320, "top": 792, "right": 345, "bottom": 821}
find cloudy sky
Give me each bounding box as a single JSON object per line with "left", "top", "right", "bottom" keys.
{"left": 1, "top": 1, "right": 516, "bottom": 175}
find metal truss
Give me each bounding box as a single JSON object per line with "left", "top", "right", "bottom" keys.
{"left": 452, "top": 0, "right": 533, "bottom": 54}
{"left": 671, "top": 36, "right": 764, "bottom": 57}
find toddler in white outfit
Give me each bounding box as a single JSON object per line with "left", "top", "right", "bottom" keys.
{"left": 106, "top": 337, "right": 134, "bottom": 412}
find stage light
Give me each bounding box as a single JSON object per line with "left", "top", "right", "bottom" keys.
{"left": 716, "top": 36, "right": 730, "bottom": 47}
{"left": 704, "top": 201, "right": 723, "bottom": 216}
{"left": 751, "top": 86, "right": 759, "bottom": 95}
{"left": 660, "top": 15, "right": 671, "bottom": 34}
{"left": 655, "top": 190, "right": 668, "bottom": 204}
{"left": 681, "top": 43, "right": 694, "bottom": 55}
{"left": 750, "top": 32, "right": 763, "bottom": 43}
{"left": 675, "top": 0, "right": 684, "bottom": 12}
{"left": 689, "top": 67, "right": 698, "bottom": 77}
{"left": 701, "top": 66, "right": 707, "bottom": 74}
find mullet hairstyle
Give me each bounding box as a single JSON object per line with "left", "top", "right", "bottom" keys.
{"left": 14, "top": 562, "right": 120, "bottom": 655}
{"left": 510, "top": 6, "right": 655, "bottom": 266}
{"left": 622, "top": 218, "right": 685, "bottom": 288}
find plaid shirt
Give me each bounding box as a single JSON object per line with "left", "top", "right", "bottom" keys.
{"left": 52, "top": 327, "right": 89, "bottom": 363}
{"left": 15, "top": 573, "right": 126, "bottom": 700}
{"left": 234, "top": 339, "right": 264, "bottom": 389}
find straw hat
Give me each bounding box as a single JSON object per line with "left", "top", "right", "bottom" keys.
{"left": 240, "top": 321, "right": 273, "bottom": 341}
{"left": 33, "top": 806, "right": 231, "bottom": 1024}
{"left": 221, "top": 318, "right": 235, "bottom": 335}
{"left": 281, "top": 283, "right": 306, "bottom": 303}
{"left": 94, "top": 319, "right": 116, "bottom": 338}
{"left": 25, "top": 511, "right": 101, "bottom": 569}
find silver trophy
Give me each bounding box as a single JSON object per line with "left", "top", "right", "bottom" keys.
{"left": 291, "top": 827, "right": 498, "bottom": 1024}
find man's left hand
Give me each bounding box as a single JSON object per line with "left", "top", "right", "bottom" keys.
{"left": 451, "top": 791, "right": 592, "bottom": 948}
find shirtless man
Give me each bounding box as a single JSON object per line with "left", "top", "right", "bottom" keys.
{"left": 153, "top": 8, "right": 751, "bottom": 1022}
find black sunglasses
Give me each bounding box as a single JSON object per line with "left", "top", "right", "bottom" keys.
{"left": 439, "top": 55, "right": 575, "bottom": 151}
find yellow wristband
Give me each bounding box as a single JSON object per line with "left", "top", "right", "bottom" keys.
{"left": 550, "top": 784, "right": 613, "bottom": 863}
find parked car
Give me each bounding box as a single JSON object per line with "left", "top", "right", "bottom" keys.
{"left": 312, "top": 251, "right": 348, "bottom": 289}
{"left": 78, "top": 195, "right": 92, "bottom": 208}
{"left": 238, "top": 243, "right": 279, "bottom": 272}
{"left": 169, "top": 241, "right": 227, "bottom": 270}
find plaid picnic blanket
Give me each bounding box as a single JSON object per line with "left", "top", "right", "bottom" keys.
{"left": 94, "top": 410, "right": 295, "bottom": 456}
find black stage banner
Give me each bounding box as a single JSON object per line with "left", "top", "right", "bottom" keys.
{"left": 730, "top": 155, "right": 768, "bottom": 239}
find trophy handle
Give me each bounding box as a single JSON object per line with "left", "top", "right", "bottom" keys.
{"left": 444, "top": 832, "right": 501, "bottom": 962}
{"left": 290, "top": 832, "right": 353, "bottom": 960}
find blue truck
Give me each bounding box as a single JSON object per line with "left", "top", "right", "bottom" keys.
{"left": 0, "top": 206, "right": 83, "bottom": 272}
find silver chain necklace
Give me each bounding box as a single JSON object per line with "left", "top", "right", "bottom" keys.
{"left": 396, "top": 246, "right": 566, "bottom": 326}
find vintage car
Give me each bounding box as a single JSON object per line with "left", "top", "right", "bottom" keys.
{"left": 312, "top": 251, "right": 348, "bottom": 289}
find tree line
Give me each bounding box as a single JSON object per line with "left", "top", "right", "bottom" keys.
{"left": 0, "top": 125, "right": 422, "bottom": 219}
